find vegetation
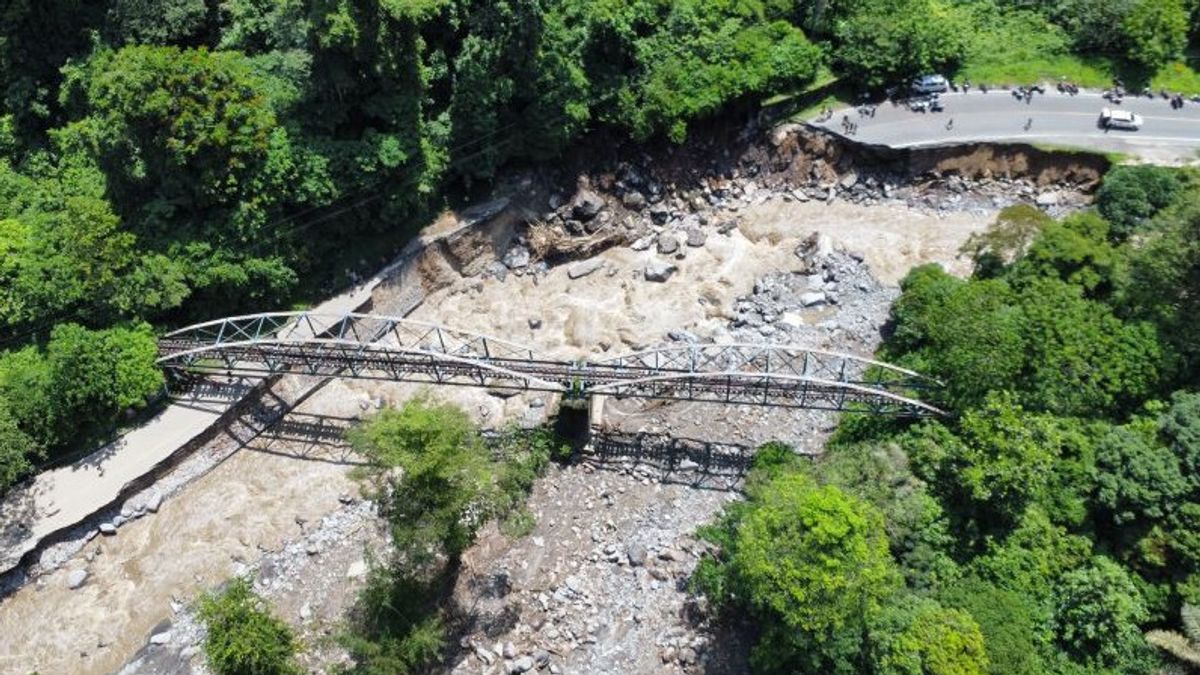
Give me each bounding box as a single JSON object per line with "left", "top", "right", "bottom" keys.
{"left": 342, "top": 397, "right": 565, "bottom": 673}
{"left": 695, "top": 163, "right": 1200, "bottom": 673}
{"left": 197, "top": 578, "right": 301, "bottom": 675}
{"left": 3, "top": 0, "right": 1200, "bottom": 495}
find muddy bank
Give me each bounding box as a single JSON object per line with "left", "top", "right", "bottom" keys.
{"left": 772, "top": 124, "right": 1110, "bottom": 187}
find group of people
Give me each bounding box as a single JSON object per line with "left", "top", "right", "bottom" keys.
{"left": 1011, "top": 84, "right": 1046, "bottom": 104}
{"left": 840, "top": 114, "right": 859, "bottom": 135}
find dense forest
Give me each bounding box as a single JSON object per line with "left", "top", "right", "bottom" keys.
{"left": 694, "top": 169, "right": 1200, "bottom": 673}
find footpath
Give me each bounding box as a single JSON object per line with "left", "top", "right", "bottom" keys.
{"left": 0, "top": 251, "right": 420, "bottom": 577}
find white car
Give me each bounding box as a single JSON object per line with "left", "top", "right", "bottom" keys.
{"left": 912, "top": 74, "right": 949, "bottom": 94}
{"left": 1099, "top": 107, "right": 1143, "bottom": 130}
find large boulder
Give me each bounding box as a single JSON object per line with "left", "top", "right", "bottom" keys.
{"left": 571, "top": 189, "right": 606, "bottom": 221}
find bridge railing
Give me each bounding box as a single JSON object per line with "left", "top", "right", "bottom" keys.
{"left": 158, "top": 313, "right": 944, "bottom": 417}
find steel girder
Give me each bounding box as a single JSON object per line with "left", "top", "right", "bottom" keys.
{"left": 158, "top": 313, "right": 944, "bottom": 417}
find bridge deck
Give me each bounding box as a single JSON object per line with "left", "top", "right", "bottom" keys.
{"left": 158, "top": 312, "right": 945, "bottom": 417}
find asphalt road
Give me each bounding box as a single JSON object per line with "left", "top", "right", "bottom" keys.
{"left": 813, "top": 90, "right": 1200, "bottom": 162}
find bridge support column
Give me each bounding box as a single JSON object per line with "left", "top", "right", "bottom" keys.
{"left": 587, "top": 394, "right": 607, "bottom": 440}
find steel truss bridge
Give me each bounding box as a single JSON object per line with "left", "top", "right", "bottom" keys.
{"left": 157, "top": 312, "right": 944, "bottom": 417}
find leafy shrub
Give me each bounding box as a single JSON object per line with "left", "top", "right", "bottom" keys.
{"left": 198, "top": 578, "right": 299, "bottom": 675}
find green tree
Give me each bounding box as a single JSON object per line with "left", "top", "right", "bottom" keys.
{"left": 1092, "top": 422, "right": 1188, "bottom": 527}
{"left": 59, "top": 45, "right": 278, "bottom": 235}
{"left": 697, "top": 470, "right": 901, "bottom": 673}
{"left": 45, "top": 322, "right": 163, "bottom": 443}
{"left": 105, "top": 0, "right": 212, "bottom": 46}
{"left": 810, "top": 442, "right": 961, "bottom": 592}
{"left": 1007, "top": 212, "right": 1119, "bottom": 296}
{"left": 940, "top": 577, "right": 1047, "bottom": 675}
{"left": 1017, "top": 278, "right": 1162, "bottom": 416}
{"left": 0, "top": 398, "right": 38, "bottom": 493}
{"left": 1121, "top": 191, "right": 1200, "bottom": 377}
{"left": 868, "top": 594, "right": 989, "bottom": 675}
{"left": 1095, "top": 165, "right": 1181, "bottom": 239}
{"left": 348, "top": 397, "right": 494, "bottom": 565}
{"left": 198, "top": 578, "right": 300, "bottom": 675}
{"left": 1051, "top": 0, "right": 1137, "bottom": 53}
{"left": 885, "top": 265, "right": 1025, "bottom": 412}
{"left": 904, "top": 395, "right": 1062, "bottom": 530}
{"left": 609, "top": 0, "right": 821, "bottom": 142}
{"left": 1052, "top": 557, "right": 1151, "bottom": 669}
{"left": 834, "top": 0, "right": 968, "bottom": 88}
{"left": 1122, "top": 0, "right": 1189, "bottom": 69}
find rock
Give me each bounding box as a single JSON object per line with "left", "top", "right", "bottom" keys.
{"left": 571, "top": 189, "right": 605, "bottom": 221}
{"left": 630, "top": 236, "right": 653, "bottom": 251}
{"left": 678, "top": 458, "right": 700, "bottom": 471}
{"left": 649, "top": 203, "right": 671, "bottom": 224}
{"left": 679, "top": 647, "right": 698, "bottom": 665}
{"left": 685, "top": 227, "right": 706, "bottom": 247}
{"left": 66, "top": 569, "right": 88, "bottom": 589}
{"left": 300, "top": 603, "right": 312, "bottom": 621}
{"left": 667, "top": 330, "right": 697, "bottom": 343}
{"left": 489, "top": 261, "right": 509, "bottom": 282}
{"left": 512, "top": 655, "right": 535, "bottom": 673}
{"left": 346, "top": 560, "right": 368, "bottom": 579}
{"left": 528, "top": 317, "right": 543, "bottom": 330}
{"left": 800, "top": 291, "right": 827, "bottom": 307}
{"left": 567, "top": 259, "right": 604, "bottom": 280}
{"left": 306, "top": 544, "right": 320, "bottom": 556}
{"left": 475, "top": 645, "right": 497, "bottom": 665}
{"left": 146, "top": 492, "right": 164, "bottom": 514}
{"left": 660, "top": 547, "right": 688, "bottom": 562}
{"left": 566, "top": 574, "right": 584, "bottom": 594}
{"left": 644, "top": 260, "right": 677, "bottom": 282}
{"left": 650, "top": 566, "right": 670, "bottom": 581}
{"left": 112, "top": 515, "right": 127, "bottom": 528}
{"left": 502, "top": 641, "right": 518, "bottom": 659}
{"left": 656, "top": 233, "right": 678, "bottom": 255}
{"left": 503, "top": 245, "right": 531, "bottom": 269}
{"left": 627, "top": 542, "right": 648, "bottom": 567}
{"left": 533, "top": 649, "right": 551, "bottom": 668}
{"left": 338, "top": 493, "right": 354, "bottom": 505}
{"left": 622, "top": 191, "right": 646, "bottom": 210}
{"left": 99, "top": 523, "right": 117, "bottom": 536}
{"left": 839, "top": 172, "right": 859, "bottom": 189}
{"left": 1035, "top": 191, "right": 1060, "bottom": 206}
{"left": 149, "top": 632, "right": 172, "bottom": 646}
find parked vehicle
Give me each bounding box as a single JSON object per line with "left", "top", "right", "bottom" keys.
{"left": 907, "top": 94, "right": 943, "bottom": 112}
{"left": 1099, "top": 107, "right": 1143, "bottom": 130}
{"left": 911, "top": 74, "right": 949, "bottom": 94}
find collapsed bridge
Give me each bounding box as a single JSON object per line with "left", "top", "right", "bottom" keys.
{"left": 157, "top": 312, "right": 944, "bottom": 417}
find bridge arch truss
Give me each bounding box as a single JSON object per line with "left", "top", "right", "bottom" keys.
{"left": 157, "top": 312, "right": 944, "bottom": 417}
